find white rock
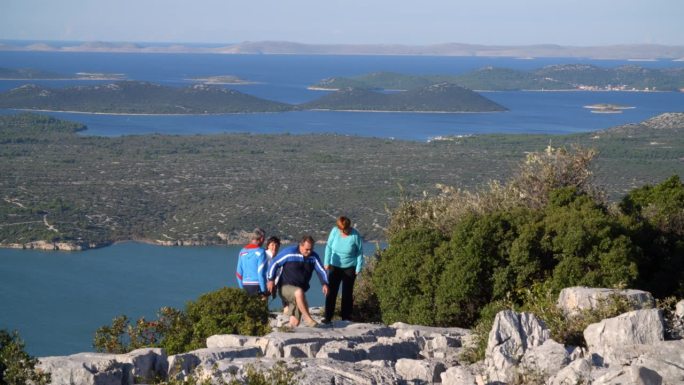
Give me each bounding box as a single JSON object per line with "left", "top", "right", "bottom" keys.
{"left": 38, "top": 353, "right": 127, "bottom": 385}
{"left": 167, "top": 346, "right": 261, "bottom": 376}
{"left": 38, "top": 349, "right": 166, "bottom": 385}
{"left": 440, "top": 366, "right": 479, "bottom": 385}
{"left": 675, "top": 300, "right": 684, "bottom": 318}
{"left": 484, "top": 310, "right": 550, "bottom": 383}
{"left": 557, "top": 286, "right": 654, "bottom": 316}
{"left": 520, "top": 339, "right": 570, "bottom": 379}
{"left": 547, "top": 358, "right": 593, "bottom": 385}
{"left": 395, "top": 358, "right": 446, "bottom": 383}
{"left": 583, "top": 308, "right": 664, "bottom": 366}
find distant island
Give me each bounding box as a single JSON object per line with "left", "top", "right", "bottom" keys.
{"left": 188, "top": 75, "right": 255, "bottom": 85}
{"left": 583, "top": 104, "right": 636, "bottom": 114}
{"left": 310, "top": 65, "right": 684, "bottom": 92}
{"left": 0, "top": 80, "right": 507, "bottom": 114}
{"left": 0, "top": 67, "right": 125, "bottom": 80}
{"left": 302, "top": 83, "right": 507, "bottom": 112}
{"left": 0, "top": 81, "right": 292, "bottom": 114}
{"left": 2, "top": 40, "right": 684, "bottom": 60}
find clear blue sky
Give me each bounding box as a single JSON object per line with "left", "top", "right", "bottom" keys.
{"left": 1, "top": 0, "right": 682, "bottom": 46}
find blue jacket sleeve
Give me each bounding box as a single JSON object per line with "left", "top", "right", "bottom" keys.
{"left": 313, "top": 255, "right": 329, "bottom": 285}
{"left": 236, "top": 255, "right": 244, "bottom": 289}
{"left": 257, "top": 252, "right": 267, "bottom": 292}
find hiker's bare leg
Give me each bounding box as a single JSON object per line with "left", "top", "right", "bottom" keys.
{"left": 294, "top": 288, "right": 315, "bottom": 323}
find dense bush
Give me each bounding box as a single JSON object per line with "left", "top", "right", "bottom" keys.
{"left": 372, "top": 227, "right": 445, "bottom": 325}
{"left": 184, "top": 287, "right": 270, "bottom": 351}
{"left": 620, "top": 175, "right": 684, "bottom": 298}
{"left": 0, "top": 329, "right": 50, "bottom": 385}
{"left": 374, "top": 145, "right": 681, "bottom": 329}
{"left": 94, "top": 287, "right": 270, "bottom": 355}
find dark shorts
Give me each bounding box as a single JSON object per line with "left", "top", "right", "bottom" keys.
{"left": 243, "top": 284, "right": 261, "bottom": 296}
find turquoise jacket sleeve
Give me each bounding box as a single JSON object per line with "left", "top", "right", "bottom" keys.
{"left": 355, "top": 231, "right": 364, "bottom": 273}
{"left": 324, "top": 227, "right": 337, "bottom": 266}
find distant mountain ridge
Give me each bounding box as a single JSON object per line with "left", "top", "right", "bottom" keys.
{"left": 2, "top": 40, "right": 684, "bottom": 60}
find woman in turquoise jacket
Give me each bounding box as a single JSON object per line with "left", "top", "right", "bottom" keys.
{"left": 323, "top": 216, "right": 364, "bottom": 323}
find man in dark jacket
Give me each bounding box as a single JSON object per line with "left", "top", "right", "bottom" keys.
{"left": 267, "top": 235, "right": 329, "bottom": 327}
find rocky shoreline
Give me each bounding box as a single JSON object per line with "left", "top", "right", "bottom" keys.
{"left": 36, "top": 287, "right": 684, "bottom": 384}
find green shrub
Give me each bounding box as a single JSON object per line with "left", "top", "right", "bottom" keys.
{"left": 94, "top": 287, "right": 270, "bottom": 355}
{"left": 620, "top": 175, "right": 684, "bottom": 298}
{"left": 0, "top": 330, "right": 50, "bottom": 385}
{"left": 542, "top": 188, "right": 639, "bottom": 292}
{"left": 373, "top": 227, "right": 445, "bottom": 325}
{"left": 351, "top": 251, "right": 382, "bottom": 323}
{"left": 434, "top": 210, "right": 529, "bottom": 326}
{"left": 185, "top": 287, "right": 270, "bottom": 351}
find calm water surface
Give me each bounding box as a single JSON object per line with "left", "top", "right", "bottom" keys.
{"left": 0, "top": 242, "right": 355, "bottom": 356}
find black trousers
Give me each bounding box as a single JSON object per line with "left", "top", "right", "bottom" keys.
{"left": 324, "top": 266, "right": 357, "bottom": 321}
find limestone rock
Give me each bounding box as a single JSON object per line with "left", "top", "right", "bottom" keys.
{"left": 547, "top": 358, "right": 593, "bottom": 385}
{"left": 583, "top": 308, "right": 664, "bottom": 366}
{"left": 557, "top": 286, "right": 654, "bottom": 316}
{"left": 520, "top": 339, "right": 570, "bottom": 379}
{"left": 441, "top": 366, "right": 479, "bottom": 385}
{"left": 484, "top": 310, "right": 550, "bottom": 383}
{"left": 38, "top": 353, "right": 128, "bottom": 385}
{"left": 676, "top": 300, "right": 684, "bottom": 318}
{"left": 38, "top": 349, "right": 167, "bottom": 385}
{"left": 395, "top": 358, "right": 446, "bottom": 383}
{"left": 167, "top": 347, "right": 261, "bottom": 376}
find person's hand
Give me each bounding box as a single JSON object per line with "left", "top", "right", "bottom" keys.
{"left": 267, "top": 280, "right": 275, "bottom": 294}
{"left": 322, "top": 284, "right": 329, "bottom": 297}
{"left": 325, "top": 265, "right": 330, "bottom": 271}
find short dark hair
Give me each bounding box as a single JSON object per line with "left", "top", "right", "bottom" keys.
{"left": 266, "top": 236, "right": 280, "bottom": 246}
{"left": 299, "top": 235, "right": 315, "bottom": 245}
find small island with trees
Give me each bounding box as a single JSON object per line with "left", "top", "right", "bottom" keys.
{"left": 310, "top": 64, "right": 684, "bottom": 92}
{"left": 0, "top": 79, "right": 508, "bottom": 114}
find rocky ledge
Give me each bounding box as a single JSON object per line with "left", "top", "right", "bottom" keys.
{"left": 38, "top": 287, "right": 684, "bottom": 385}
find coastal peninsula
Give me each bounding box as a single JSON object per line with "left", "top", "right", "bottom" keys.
{"left": 1, "top": 112, "right": 682, "bottom": 250}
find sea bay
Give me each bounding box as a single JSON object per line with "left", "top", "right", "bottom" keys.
{"left": 0, "top": 242, "right": 360, "bottom": 356}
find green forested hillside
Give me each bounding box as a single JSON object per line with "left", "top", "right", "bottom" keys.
{"left": 302, "top": 83, "right": 507, "bottom": 112}
{"left": 0, "top": 113, "right": 682, "bottom": 247}
{"left": 311, "top": 64, "right": 684, "bottom": 91}
{"left": 0, "top": 81, "right": 293, "bottom": 114}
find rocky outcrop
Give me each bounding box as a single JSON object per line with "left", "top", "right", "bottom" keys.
{"left": 37, "top": 348, "right": 166, "bottom": 385}
{"left": 38, "top": 289, "right": 683, "bottom": 385}
{"left": 557, "top": 286, "right": 655, "bottom": 316}
{"left": 484, "top": 310, "right": 550, "bottom": 383}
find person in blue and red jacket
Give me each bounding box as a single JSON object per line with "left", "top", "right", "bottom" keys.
{"left": 235, "top": 228, "right": 267, "bottom": 297}
{"left": 267, "top": 235, "right": 329, "bottom": 327}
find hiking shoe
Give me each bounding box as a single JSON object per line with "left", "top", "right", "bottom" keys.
{"left": 304, "top": 319, "right": 319, "bottom": 327}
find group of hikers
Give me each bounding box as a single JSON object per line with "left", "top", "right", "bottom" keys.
{"left": 235, "top": 216, "right": 364, "bottom": 327}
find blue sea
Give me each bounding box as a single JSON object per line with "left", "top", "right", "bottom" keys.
{"left": 1, "top": 52, "right": 683, "bottom": 140}
{"left": 0, "top": 52, "right": 683, "bottom": 356}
